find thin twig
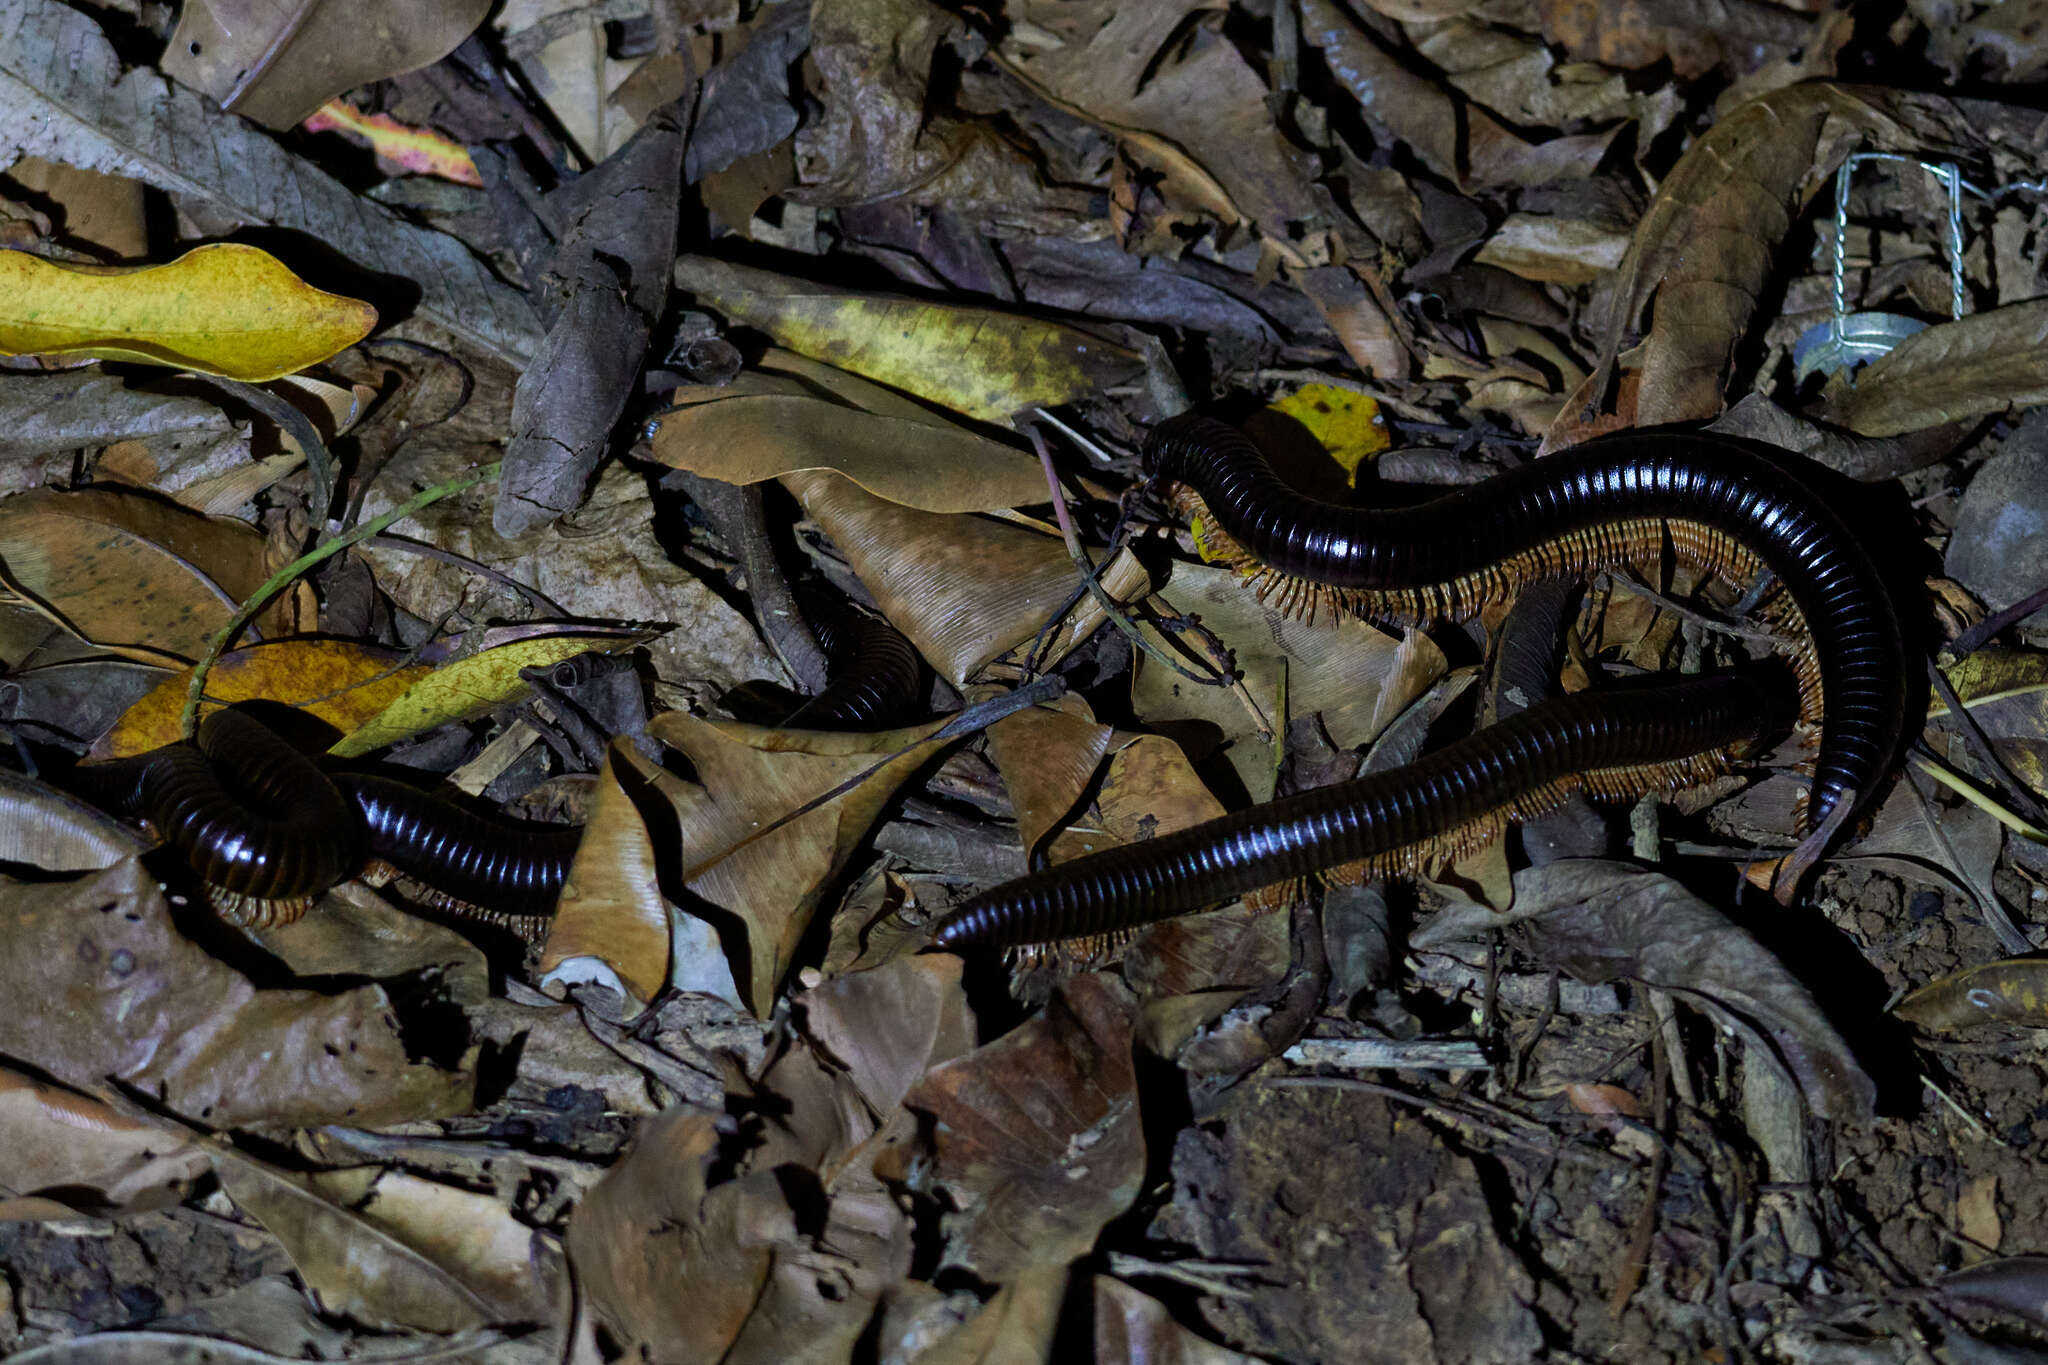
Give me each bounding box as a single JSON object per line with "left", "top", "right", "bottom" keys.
{"left": 193, "top": 374, "right": 336, "bottom": 532}
{"left": 1942, "top": 580, "right": 2048, "bottom": 662}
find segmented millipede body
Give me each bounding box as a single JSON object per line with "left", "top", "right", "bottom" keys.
{"left": 1146, "top": 415, "right": 1908, "bottom": 833}
{"left": 930, "top": 674, "right": 1787, "bottom": 953}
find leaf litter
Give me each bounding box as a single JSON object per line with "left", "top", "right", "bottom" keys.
{"left": 3, "top": 2, "right": 2048, "bottom": 1361}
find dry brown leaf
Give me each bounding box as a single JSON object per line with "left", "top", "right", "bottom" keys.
{"left": 783, "top": 468, "right": 1151, "bottom": 685}
{"left": 0, "top": 485, "right": 298, "bottom": 665}
{"left": 982, "top": 692, "right": 1115, "bottom": 859}
{"left": 1137, "top": 562, "right": 1446, "bottom": 802}
{"left": 997, "top": 0, "right": 1325, "bottom": 250}
{"left": 302, "top": 1168, "right": 561, "bottom": 1322}
{"left": 0, "top": 769, "right": 150, "bottom": 872}
{"left": 0, "top": 1069, "right": 208, "bottom": 1220}
{"left": 646, "top": 710, "right": 956, "bottom": 1014}
{"left": 1556, "top": 83, "right": 1905, "bottom": 439}
{"left": 1896, "top": 958, "right": 2048, "bottom": 1031}
{"left": 162, "top": 0, "right": 487, "bottom": 130}
{"left": 1094, "top": 1276, "right": 1265, "bottom": 1363}
{"left": 569, "top": 1111, "right": 777, "bottom": 1362}
{"left": 0, "top": 859, "right": 474, "bottom": 1129}
{"left": 1819, "top": 299, "right": 2048, "bottom": 436}
{"left": 653, "top": 362, "right": 1051, "bottom": 513}
{"left": 1300, "top": 0, "right": 1613, "bottom": 190}
{"left": 907, "top": 1263, "right": 1068, "bottom": 1365}
{"left": 214, "top": 1154, "right": 498, "bottom": 1332}
{"left": 536, "top": 742, "right": 669, "bottom": 1010}
{"left": 904, "top": 973, "right": 1144, "bottom": 1281}
{"left": 797, "top": 953, "right": 976, "bottom": 1117}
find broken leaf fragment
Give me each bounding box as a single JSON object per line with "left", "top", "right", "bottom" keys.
{"left": 0, "top": 244, "right": 377, "bottom": 381}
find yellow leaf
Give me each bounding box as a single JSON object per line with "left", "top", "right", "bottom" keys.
{"left": 328, "top": 633, "right": 650, "bottom": 758}
{"left": 675, "top": 257, "right": 1144, "bottom": 424}
{"left": 1264, "top": 383, "right": 1390, "bottom": 486}
{"left": 0, "top": 244, "right": 377, "bottom": 381}
{"left": 98, "top": 640, "right": 431, "bottom": 758}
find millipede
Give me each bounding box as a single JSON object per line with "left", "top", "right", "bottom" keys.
{"left": 930, "top": 673, "right": 1788, "bottom": 953}
{"left": 929, "top": 416, "right": 1910, "bottom": 956}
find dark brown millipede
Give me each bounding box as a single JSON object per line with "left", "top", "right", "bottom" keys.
{"left": 930, "top": 417, "right": 1912, "bottom": 955}
{"left": 1147, "top": 416, "right": 1907, "bottom": 832}
{"left": 928, "top": 673, "right": 1789, "bottom": 953}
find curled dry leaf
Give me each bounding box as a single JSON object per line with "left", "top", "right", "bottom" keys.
{"left": 1895, "top": 959, "right": 2048, "bottom": 1031}
{"left": 0, "top": 485, "right": 300, "bottom": 666}
{"left": 0, "top": 244, "right": 375, "bottom": 380}
{"left": 643, "top": 710, "right": 956, "bottom": 1015}
{"left": 0, "top": 769, "right": 149, "bottom": 871}
{"left": 1819, "top": 299, "right": 2048, "bottom": 437}
{"left": 783, "top": 468, "right": 1151, "bottom": 685}
{"left": 162, "top": 0, "right": 487, "bottom": 131}
{"left": 982, "top": 692, "right": 1115, "bottom": 859}
{"left": 1416, "top": 860, "right": 1874, "bottom": 1121}
{"left": 1094, "top": 1275, "right": 1264, "bottom": 1364}
{"left": 654, "top": 354, "right": 1053, "bottom": 513}
{"left": 1558, "top": 83, "right": 1905, "bottom": 439}
{"left": 904, "top": 972, "right": 1144, "bottom": 1281}
{"left": 0, "top": 1069, "right": 208, "bottom": 1220}
{"left": 568, "top": 1112, "right": 774, "bottom": 1361}
{"left": 675, "top": 257, "right": 1146, "bottom": 424}
{"left": 0, "top": 859, "right": 474, "bottom": 1129}
{"left": 97, "top": 639, "right": 430, "bottom": 758}
{"left": 796, "top": 953, "right": 976, "bottom": 1118}
{"left": 1939, "top": 1256, "right": 2048, "bottom": 1329}
{"left": 906, "top": 1263, "right": 1068, "bottom": 1365}
{"left": 538, "top": 741, "right": 673, "bottom": 1011}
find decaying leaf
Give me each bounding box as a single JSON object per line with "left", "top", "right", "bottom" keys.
{"left": 1415, "top": 860, "right": 1874, "bottom": 1121}
{"left": 675, "top": 257, "right": 1147, "bottom": 424}
{"left": 1820, "top": 299, "right": 2048, "bottom": 436}
{"left": 1137, "top": 562, "right": 1446, "bottom": 802}
{"left": 0, "top": 1068, "right": 208, "bottom": 1220}
{"left": 905, "top": 972, "right": 1144, "bottom": 1281}
{"left": 654, "top": 352, "right": 1054, "bottom": 513}
{"left": 538, "top": 741, "right": 676, "bottom": 1011}
{"left": 0, "top": 484, "right": 299, "bottom": 666}
{"left": 214, "top": 1154, "right": 499, "bottom": 1333}
{"left": 642, "top": 710, "right": 956, "bottom": 1014}
{"left": 784, "top": 468, "right": 1151, "bottom": 685}
{"left": 0, "top": 859, "right": 474, "bottom": 1129}
{"left": 0, "top": 244, "right": 375, "bottom": 380}
{"left": 162, "top": 0, "right": 488, "bottom": 131}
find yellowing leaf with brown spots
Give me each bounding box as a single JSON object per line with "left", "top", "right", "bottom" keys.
{"left": 328, "top": 631, "right": 652, "bottom": 758}
{"left": 0, "top": 486, "right": 296, "bottom": 668}
{"left": 1896, "top": 959, "right": 2048, "bottom": 1032}
{"left": 674, "top": 257, "right": 1145, "bottom": 423}
{"left": 96, "top": 640, "right": 431, "bottom": 758}
{"left": 0, "top": 244, "right": 376, "bottom": 381}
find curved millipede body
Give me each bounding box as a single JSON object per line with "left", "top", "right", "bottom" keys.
{"left": 96, "top": 709, "right": 581, "bottom": 925}
{"left": 1146, "top": 416, "right": 1908, "bottom": 831}
{"left": 930, "top": 674, "right": 1788, "bottom": 953}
